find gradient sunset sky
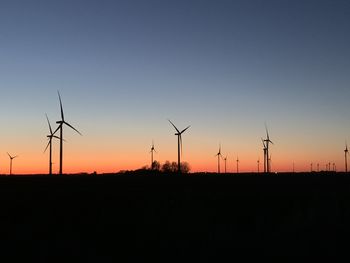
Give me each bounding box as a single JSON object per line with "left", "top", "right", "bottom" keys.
{"left": 1, "top": 0, "right": 349, "bottom": 174}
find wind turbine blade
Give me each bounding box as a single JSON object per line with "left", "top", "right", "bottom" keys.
{"left": 265, "top": 123, "right": 270, "bottom": 140}
{"left": 261, "top": 138, "right": 266, "bottom": 148}
{"left": 7, "top": 152, "right": 11, "bottom": 158}
{"left": 168, "top": 119, "right": 180, "bottom": 133}
{"left": 58, "top": 91, "right": 64, "bottom": 121}
{"left": 64, "top": 121, "right": 82, "bottom": 136}
{"left": 53, "top": 124, "right": 62, "bottom": 135}
{"left": 180, "top": 125, "right": 191, "bottom": 134}
{"left": 46, "top": 114, "right": 53, "bottom": 135}
{"left": 44, "top": 140, "right": 51, "bottom": 153}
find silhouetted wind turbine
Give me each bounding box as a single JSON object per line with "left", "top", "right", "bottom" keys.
{"left": 345, "top": 143, "right": 348, "bottom": 173}
{"left": 54, "top": 91, "right": 82, "bottom": 175}
{"left": 215, "top": 144, "right": 222, "bottom": 174}
{"left": 262, "top": 138, "right": 267, "bottom": 173}
{"left": 317, "top": 163, "right": 319, "bottom": 172}
{"left": 150, "top": 140, "right": 157, "bottom": 170}
{"left": 7, "top": 153, "right": 18, "bottom": 176}
{"left": 310, "top": 163, "right": 313, "bottom": 172}
{"left": 223, "top": 155, "right": 228, "bottom": 174}
{"left": 44, "top": 114, "right": 61, "bottom": 176}
{"left": 263, "top": 125, "right": 274, "bottom": 173}
{"left": 168, "top": 119, "right": 190, "bottom": 173}
{"left": 257, "top": 158, "right": 260, "bottom": 173}
{"left": 236, "top": 156, "right": 239, "bottom": 173}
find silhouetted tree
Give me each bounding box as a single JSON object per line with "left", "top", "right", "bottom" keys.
{"left": 162, "top": 161, "right": 172, "bottom": 173}
{"left": 152, "top": 160, "right": 161, "bottom": 171}
{"left": 180, "top": 162, "right": 191, "bottom": 174}
{"left": 161, "top": 161, "right": 190, "bottom": 174}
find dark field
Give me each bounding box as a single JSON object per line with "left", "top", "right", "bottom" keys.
{"left": 0, "top": 173, "right": 349, "bottom": 261}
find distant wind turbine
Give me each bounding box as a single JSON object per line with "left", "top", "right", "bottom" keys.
{"left": 310, "top": 163, "right": 313, "bottom": 173}
{"left": 345, "top": 143, "right": 348, "bottom": 173}
{"left": 223, "top": 155, "right": 228, "bottom": 174}
{"left": 262, "top": 138, "right": 267, "bottom": 173}
{"left": 236, "top": 156, "right": 239, "bottom": 173}
{"left": 317, "top": 163, "right": 319, "bottom": 172}
{"left": 150, "top": 140, "right": 157, "bottom": 170}
{"left": 257, "top": 158, "right": 260, "bottom": 173}
{"left": 7, "top": 153, "right": 18, "bottom": 176}
{"left": 44, "top": 114, "right": 61, "bottom": 176}
{"left": 54, "top": 91, "right": 82, "bottom": 175}
{"left": 263, "top": 125, "right": 274, "bottom": 173}
{"left": 168, "top": 119, "right": 190, "bottom": 173}
{"left": 215, "top": 144, "right": 222, "bottom": 174}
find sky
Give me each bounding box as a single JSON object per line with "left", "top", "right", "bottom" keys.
{"left": 0, "top": 0, "right": 349, "bottom": 174}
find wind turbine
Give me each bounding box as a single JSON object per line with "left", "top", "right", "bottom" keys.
{"left": 54, "top": 91, "right": 82, "bottom": 175}
{"left": 262, "top": 138, "right": 267, "bottom": 173}
{"left": 263, "top": 125, "right": 274, "bottom": 173}
{"left": 257, "top": 158, "right": 260, "bottom": 173}
{"left": 7, "top": 153, "right": 18, "bottom": 176}
{"left": 345, "top": 143, "right": 348, "bottom": 173}
{"left": 215, "top": 144, "right": 222, "bottom": 174}
{"left": 236, "top": 156, "right": 239, "bottom": 173}
{"left": 168, "top": 119, "right": 190, "bottom": 173}
{"left": 150, "top": 140, "right": 157, "bottom": 170}
{"left": 317, "top": 163, "right": 319, "bottom": 172}
{"left": 44, "top": 114, "right": 61, "bottom": 176}
{"left": 310, "top": 163, "right": 313, "bottom": 173}
{"left": 223, "top": 155, "right": 228, "bottom": 174}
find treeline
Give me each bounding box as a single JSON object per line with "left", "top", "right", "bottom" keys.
{"left": 151, "top": 161, "right": 190, "bottom": 174}
{"left": 119, "top": 161, "right": 191, "bottom": 175}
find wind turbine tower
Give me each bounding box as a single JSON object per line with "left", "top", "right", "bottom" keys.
{"left": 7, "top": 153, "right": 18, "bottom": 176}
{"left": 263, "top": 125, "right": 273, "bottom": 173}
{"left": 44, "top": 114, "right": 60, "bottom": 176}
{"left": 215, "top": 144, "right": 222, "bottom": 174}
{"left": 168, "top": 120, "right": 190, "bottom": 174}
{"left": 150, "top": 141, "right": 157, "bottom": 170}
{"left": 345, "top": 143, "right": 348, "bottom": 173}
{"left": 55, "top": 91, "right": 82, "bottom": 175}
{"left": 236, "top": 156, "right": 239, "bottom": 174}
{"left": 262, "top": 139, "right": 267, "bottom": 173}
{"left": 223, "top": 155, "right": 228, "bottom": 174}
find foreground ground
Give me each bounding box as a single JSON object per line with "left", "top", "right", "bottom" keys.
{"left": 0, "top": 173, "right": 349, "bottom": 261}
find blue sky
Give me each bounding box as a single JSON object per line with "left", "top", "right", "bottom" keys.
{"left": 0, "top": 0, "right": 349, "bottom": 173}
